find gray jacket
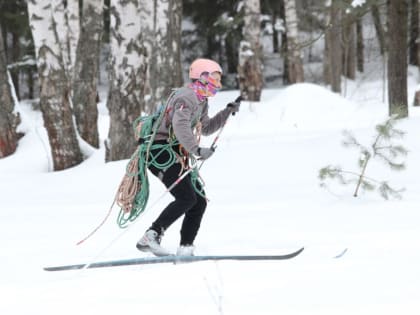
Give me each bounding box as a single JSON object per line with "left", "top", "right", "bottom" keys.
{"left": 154, "top": 87, "right": 230, "bottom": 154}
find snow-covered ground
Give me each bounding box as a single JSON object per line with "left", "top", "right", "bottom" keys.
{"left": 1, "top": 75, "right": 420, "bottom": 314}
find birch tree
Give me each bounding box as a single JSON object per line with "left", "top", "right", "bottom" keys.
{"left": 73, "top": 0, "right": 103, "bottom": 148}
{"left": 53, "top": 0, "right": 79, "bottom": 82}
{"left": 0, "top": 24, "right": 20, "bottom": 158}
{"left": 106, "top": 0, "right": 148, "bottom": 161}
{"left": 284, "top": 0, "right": 304, "bottom": 83}
{"left": 238, "top": 0, "right": 263, "bottom": 101}
{"left": 142, "top": 0, "right": 183, "bottom": 112}
{"left": 387, "top": 0, "right": 408, "bottom": 117}
{"left": 28, "top": 0, "right": 82, "bottom": 170}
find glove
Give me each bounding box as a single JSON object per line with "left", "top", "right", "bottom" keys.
{"left": 227, "top": 101, "right": 240, "bottom": 114}
{"left": 196, "top": 147, "right": 215, "bottom": 160}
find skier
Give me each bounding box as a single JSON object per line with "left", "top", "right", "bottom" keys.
{"left": 136, "top": 58, "right": 240, "bottom": 256}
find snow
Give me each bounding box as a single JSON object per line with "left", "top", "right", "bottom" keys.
{"left": 1, "top": 76, "right": 420, "bottom": 314}
{"left": 351, "top": 0, "right": 366, "bottom": 7}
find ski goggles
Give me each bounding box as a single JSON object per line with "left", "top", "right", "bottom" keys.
{"left": 201, "top": 72, "right": 222, "bottom": 92}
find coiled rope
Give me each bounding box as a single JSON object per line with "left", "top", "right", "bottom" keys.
{"left": 116, "top": 129, "right": 205, "bottom": 228}
{"left": 77, "top": 89, "right": 205, "bottom": 244}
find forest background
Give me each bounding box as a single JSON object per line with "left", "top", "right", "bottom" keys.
{"left": 0, "top": 0, "right": 419, "bottom": 171}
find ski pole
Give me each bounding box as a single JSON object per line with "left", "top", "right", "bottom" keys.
{"left": 79, "top": 96, "right": 242, "bottom": 267}
{"left": 148, "top": 96, "right": 242, "bottom": 203}
{"left": 214, "top": 96, "right": 241, "bottom": 146}
{"left": 199, "top": 95, "right": 242, "bottom": 170}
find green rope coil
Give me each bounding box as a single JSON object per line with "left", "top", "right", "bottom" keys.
{"left": 116, "top": 139, "right": 205, "bottom": 228}
{"left": 116, "top": 90, "right": 206, "bottom": 228}
{"left": 190, "top": 167, "right": 206, "bottom": 199}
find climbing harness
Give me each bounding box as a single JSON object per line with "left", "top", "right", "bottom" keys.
{"left": 115, "top": 108, "right": 205, "bottom": 228}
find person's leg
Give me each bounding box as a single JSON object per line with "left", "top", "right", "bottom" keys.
{"left": 137, "top": 146, "right": 196, "bottom": 256}
{"left": 150, "top": 163, "right": 197, "bottom": 232}
{"left": 179, "top": 190, "right": 207, "bottom": 246}
{"left": 147, "top": 145, "right": 197, "bottom": 233}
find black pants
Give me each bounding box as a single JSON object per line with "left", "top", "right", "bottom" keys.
{"left": 148, "top": 144, "right": 207, "bottom": 246}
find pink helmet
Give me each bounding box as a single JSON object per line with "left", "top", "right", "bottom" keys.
{"left": 189, "top": 58, "right": 223, "bottom": 79}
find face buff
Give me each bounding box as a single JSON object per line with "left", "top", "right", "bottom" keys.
{"left": 190, "top": 72, "right": 222, "bottom": 99}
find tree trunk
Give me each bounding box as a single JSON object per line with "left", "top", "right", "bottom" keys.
{"left": 418, "top": 0, "right": 420, "bottom": 67}
{"left": 73, "top": 0, "right": 103, "bottom": 148}
{"left": 414, "top": 88, "right": 420, "bottom": 106}
{"left": 323, "top": 32, "right": 330, "bottom": 85}
{"left": 371, "top": 3, "right": 386, "bottom": 55}
{"left": 0, "top": 24, "right": 19, "bottom": 158}
{"left": 66, "top": 0, "right": 79, "bottom": 76}
{"left": 143, "top": 0, "right": 183, "bottom": 112}
{"left": 28, "top": 0, "right": 83, "bottom": 170}
{"left": 387, "top": 0, "right": 408, "bottom": 117}
{"left": 356, "top": 18, "right": 364, "bottom": 73}
{"left": 53, "top": 0, "right": 79, "bottom": 81}
{"left": 106, "top": 0, "right": 148, "bottom": 161}
{"left": 409, "top": 0, "right": 419, "bottom": 65}
{"left": 10, "top": 31, "right": 20, "bottom": 100}
{"left": 279, "top": 0, "right": 289, "bottom": 85}
{"left": 225, "top": 32, "right": 239, "bottom": 74}
{"left": 27, "top": 67, "right": 35, "bottom": 99}
{"left": 238, "top": 0, "right": 263, "bottom": 101}
{"left": 272, "top": 12, "right": 279, "bottom": 53}
{"left": 325, "top": 1, "right": 342, "bottom": 93}
{"left": 414, "top": 0, "right": 420, "bottom": 106}
{"left": 284, "top": 0, "right": 304, "bottom": 83}
{"left": 342, "top": 12, "right": 356, "bottom": 80}
{"left": 169, "top": 0, "right": 183, "bottom": 89}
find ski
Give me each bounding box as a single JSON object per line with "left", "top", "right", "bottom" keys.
{"left": 44, "top": 247, "right": 304, "bottom": 272}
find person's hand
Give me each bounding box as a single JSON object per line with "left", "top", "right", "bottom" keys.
{"left": 226, "top": 101, "right": 240, "bottom": 114}
{"left": 196, "top": 147, "right": 215, "bottom": 160}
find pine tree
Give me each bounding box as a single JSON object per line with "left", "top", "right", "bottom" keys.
{"left": 409, "top": 0, "right": 419, "bottom": 66}
{"left": 319, "top": 116, "right": 407, "bottom": 200}
{"left": 342, "top": 9, "right": 356, "bottom": 81}
{"left": 371, "top": 2, "right": 386, "bottom": 56}
{"left": 387, "top": 0, "right": 409, "bottom": 117}
{"left": 0, "top": 0, "right": 35, "bottom": 100}
{"left": 324, "top": 0, "right": 342, "bottom": 93}
{"left": 183, "top": 0, "right": 240, "bottom": 77}
{"left": 413, "top": 0, "right": 420, "bottom": 106}
{"left": 0, "top": 24, "right": 20, "bottom": 158}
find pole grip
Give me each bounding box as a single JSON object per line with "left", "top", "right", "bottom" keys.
{"left": 232, "top": 96, "right": 243, "bottom": 116}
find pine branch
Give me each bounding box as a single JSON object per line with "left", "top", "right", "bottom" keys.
{"left": 379, "top": 182, "right": 405, "bottom": 200}
{"left": 342, "top": 130, "right": 363, "bottom": 149}
{"left": 319, "top": 115, "right": 407, "bottom": 200}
